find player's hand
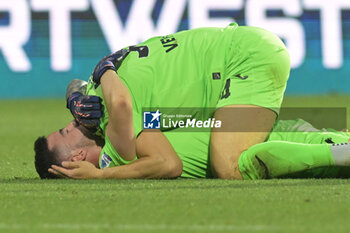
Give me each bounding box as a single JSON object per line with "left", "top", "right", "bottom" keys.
{"left": 67, "top": 92, "right": 102, "bottom": 128}
{"left": 92, "top": 49, "right": 129, "bottom": 88}
{"left": 49, "top": 161, "right": 103, "bottom": 179}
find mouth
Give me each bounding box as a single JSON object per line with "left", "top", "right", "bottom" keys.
{"left": 75, "top": 120, "right": 98, "bottom": 136}
{"left": 75, "top": 121, "right": 104, "bottom": 146}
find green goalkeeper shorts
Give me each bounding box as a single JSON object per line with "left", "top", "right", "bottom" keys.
{"left": 217, "top": 24, "right": 291, "bottom": 115}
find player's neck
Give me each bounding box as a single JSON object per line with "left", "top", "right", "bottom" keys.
{"left": 86, "top": 145, "right": 103, "bottom": 168}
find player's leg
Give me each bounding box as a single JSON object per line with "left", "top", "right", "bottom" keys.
{"left": 238, "top": 119, "right": 350, "bottom": 179}
{"left": 267, "top": 118, "right": 350, "bottom": 145}
{"left": 211, "top": 25, "right": 290, "bottom": 179}
{"left": 238, "top": 141, "right": 334, "bottom": 179}
{"left": 211, "top": 105, "right": 277, "bottom": 179}
{"left": 268, "top": 118, "right": 350, "bottom": 178}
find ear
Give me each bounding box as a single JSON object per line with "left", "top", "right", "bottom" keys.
{"left": 70, "top": 148, "right": 87, "bottom": 162}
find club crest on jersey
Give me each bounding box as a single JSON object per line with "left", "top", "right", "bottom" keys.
{"left": 143, "top": 110, "right": 161, "bottom": 129}
{"left": 101, "top": 153, "right": 112, "bottom": 169}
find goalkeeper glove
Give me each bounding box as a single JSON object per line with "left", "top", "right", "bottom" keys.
{"left": 92, "top": 49, "right": 129, "bottom": 88}
{"left": 67, "top": 92, "right": 102, "bottom": 128}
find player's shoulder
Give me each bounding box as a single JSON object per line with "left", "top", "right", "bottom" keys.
{"left": 99, "top": 135, "right": 137, "bottom": 169}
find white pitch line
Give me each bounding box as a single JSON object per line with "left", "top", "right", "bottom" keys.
{"left": 0, "top": 223, "right": 281, "bottom": 231}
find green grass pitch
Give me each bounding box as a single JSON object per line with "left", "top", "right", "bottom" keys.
{"left": 1, "top": 96, "right": 350, "bottom": 233}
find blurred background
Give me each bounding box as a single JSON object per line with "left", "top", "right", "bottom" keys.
{"left": 1, "top": 0, "right": 350, "bottom": 98}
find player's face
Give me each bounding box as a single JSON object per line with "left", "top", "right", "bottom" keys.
{"left": 47, "top": 120, "right": 87, "bottom": 152}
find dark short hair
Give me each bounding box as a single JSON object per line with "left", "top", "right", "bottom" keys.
{"left": 34, "top": 137, "right": 60, "bottom": 179}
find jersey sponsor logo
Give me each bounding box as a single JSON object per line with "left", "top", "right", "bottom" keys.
{"left": 160, "top": 35, "right": 178, "bottom": 53}
{"left": 235, "top": 74, "right": 249, "bottom": 80}
{"left": 212, "top": 72, "right": 221, "bottom": 80}
{"left": 143, "top": 110, "right": 161, "bottom": 129}
{"left": 101, "top": 153, "right": 112, "bottom": 169}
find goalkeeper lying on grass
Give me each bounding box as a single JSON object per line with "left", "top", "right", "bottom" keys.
{"left": 34, "top": 24, "right": 350, "bottom": 180}
{"left": 35, "top": 24, "right": 294, "bottom": 179}
{"left": 34, "top": 76, "right": 350, "bottom": 179}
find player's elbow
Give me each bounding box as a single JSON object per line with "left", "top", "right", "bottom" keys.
{"left": 112, "top": 96, "right": 132, "bottom": 112}
{"left": 107, "top": 94, "right": 133, "bottom": 119}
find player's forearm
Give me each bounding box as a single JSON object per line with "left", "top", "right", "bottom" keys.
{"left": 101, "top": 156, "right": 181, "bottom": 179}
{"left": 101, "top": 70, "right": 136, "bottom": 161}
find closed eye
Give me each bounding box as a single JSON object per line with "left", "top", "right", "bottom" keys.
{"left": 59, "top": 128, "right": 68, "bottom": 136}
